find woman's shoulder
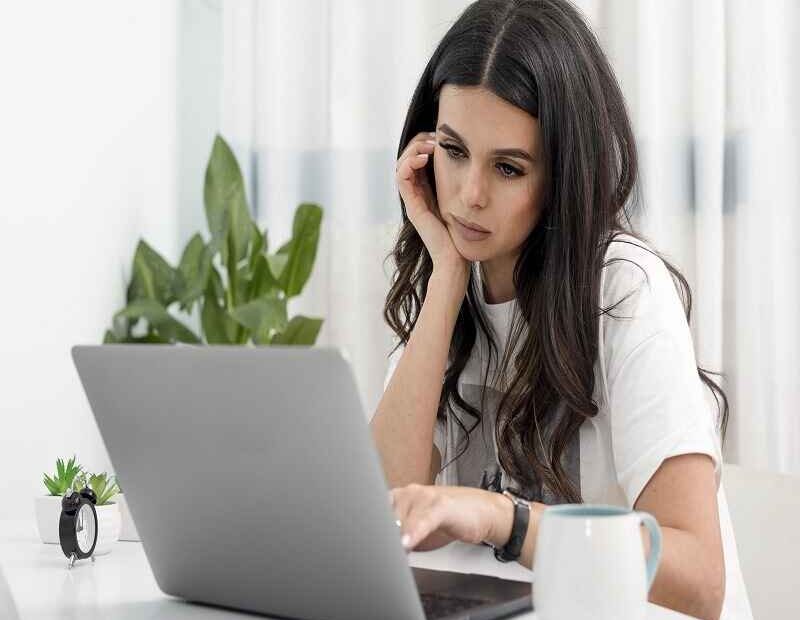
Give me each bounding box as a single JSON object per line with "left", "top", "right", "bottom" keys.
{"left": 602, "top": 232, "right": 665, "bottom": 273}
{"left": 598, "top": 231, "right": 687, "bottom": 334}
{"left": 600, "top": 232, "right": 674, "bottom": 300}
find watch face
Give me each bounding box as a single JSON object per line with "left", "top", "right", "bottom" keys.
{"left": 75, "top": 503, "right": 97, "bottom": 554}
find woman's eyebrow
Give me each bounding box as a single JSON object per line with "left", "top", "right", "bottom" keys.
{"left": 436, "top": 123, "right": 535, "bottom": 162}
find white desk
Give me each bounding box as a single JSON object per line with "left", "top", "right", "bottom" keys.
{"left": 0, "top": 520, "right": 695, "bottom": 619}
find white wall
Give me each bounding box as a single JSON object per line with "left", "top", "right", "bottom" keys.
{"left": 0, "top": 2, "right": 182, "bottom": 520}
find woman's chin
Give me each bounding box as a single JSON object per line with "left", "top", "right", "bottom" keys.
{"left": 446, "top": 223, "right": 498, "bottom": 262}
{"left": 451, "top": 239, "right": 492, "bottom": 263}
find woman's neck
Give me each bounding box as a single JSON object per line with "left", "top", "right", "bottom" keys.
{"left": 480, "top": 254, "right": 518, "bottom": 304}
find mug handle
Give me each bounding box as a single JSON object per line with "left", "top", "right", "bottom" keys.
{"left": 635, "top": 511, "right": 662, "bottom": 591}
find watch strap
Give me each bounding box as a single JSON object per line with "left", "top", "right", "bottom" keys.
{"left": 494, "top": 489, "right": 530, "bottom": 562}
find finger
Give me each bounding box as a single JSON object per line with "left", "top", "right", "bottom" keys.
{"left": 390, "top": 494, "right": 413, "bottom": 550}
{"left": 400, "top": 135, "right": 436, "bottom": 160}
{"left": 396, "top": 139, "right": 436, "bottom": 173}
{"left": 397, "top": 151, "right": 433, "bottom": 189}
{"left": 403, "top": 502, "right": 445, "bottom": 551}
{"left": 393, "top": 485, "right": 438, "bottom": 548}
{"left": 395, "top": 143, "right": 436, "bottom": 177}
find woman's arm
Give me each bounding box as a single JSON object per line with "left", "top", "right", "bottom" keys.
{"left": 486, "top": 453, "right": 724, "bottom": 620}
{"left": 375, "top": 129, "right": 469, "bottom": 488}
{"left": 395, "top": 454, "right": 723, "bottom": 620}
{"left": 370, "top": 264, "right": 467, "bottom": 488}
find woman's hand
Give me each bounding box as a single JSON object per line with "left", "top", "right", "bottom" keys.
{"left": 396, "top": 132, "right": 468, "bottom": 281}
{"left": 390, "top": 483, "right": 508, "bottom": 552}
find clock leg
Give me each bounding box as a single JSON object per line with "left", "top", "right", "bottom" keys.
{"left": 68, "top": 553, "right": 77, "bottom": 570}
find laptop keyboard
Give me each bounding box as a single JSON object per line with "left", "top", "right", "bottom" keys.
{"left": 420, "top": 591, "right": 492, "bottom": 618}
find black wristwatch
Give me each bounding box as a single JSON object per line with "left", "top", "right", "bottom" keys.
{"left": 493, "top": 489, "right": 530, "bottom": 562}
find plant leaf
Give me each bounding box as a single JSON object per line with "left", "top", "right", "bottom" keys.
{"left": 249, "top": 254, "right": 281, "bottom": 300}
{"left": 271, "top": 315, "right": 324, "bottom": 345}
{"left": 253, "top": 219, "right": 268, "bottom": 254}
{"left": 201, "top": 281, "right": 238, "bottom": 344}
{"left": 64, "top": 456, "right": 80, "bottom": 481}
{"left": 229, "top": 293, "right": 288, "bottom": 342}
{"left": 246, "top": 222, "right": 267, "bottom": 279}
{"left": 114, "top": 299, "right": 200, "bottom": 344}
{"left": 112, "top": 312, "right": 130, "bottom": 340}
{"left": 43, "top": 474, "right": 59, "bottom": 495}
{"left": 88, "top": 473, "right": 120, "bottom": 506}
{"left": 111, "top": 332, "right": 172, "bottom": 344}
{"left": 266, "top": 253, "right": 289, "bottom": 282}
{"left": 126, "top": 240, "right": 183, "bottom": 306}
{"left": 208, "top": 264, "right": 226, "bottom": 304}
{"left": 235, "top": 262, "right": 252, "bottom": 307}
{"left": 44, "top": 455, "right": 82, "bottom": 495}
{"left": 278, "top": 203, "right": 323, "bottom": 298}
{"left": 177, "top": 234, "right": 213, "bottom": 313}
{"left": 251, "top": 221, "right": 265, "bottom": 257}
{"left": 204, "top": 135, "right": 253, "bottom": 267}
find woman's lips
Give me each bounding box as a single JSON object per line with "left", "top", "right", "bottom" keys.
{"left": 451, "top": 215, "right": 491, "bottom": 241}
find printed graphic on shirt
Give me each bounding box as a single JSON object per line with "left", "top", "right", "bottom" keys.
{"left": 444, "top": 383, "right": 580, "bottom": 504}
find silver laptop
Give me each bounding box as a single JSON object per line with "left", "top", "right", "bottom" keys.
{"left": 71, "top": 344, "right": 532, "bottom": 620}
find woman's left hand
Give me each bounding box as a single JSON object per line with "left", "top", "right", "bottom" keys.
{"left": 390, "top": 483, "right": 506, "bottom": 552}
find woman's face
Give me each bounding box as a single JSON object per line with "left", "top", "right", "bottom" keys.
{"left": 432, "top": 84, "right": 545, "bottom": 264}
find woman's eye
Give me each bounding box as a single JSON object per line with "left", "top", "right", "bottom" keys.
{"left": 442, "top": 145, "right": 522, "bottom": 178}
{"left": 497, "top": 162, "right": 522, "bottom": 178}
{"left": 443, "top": 145, "right": 465, "bottom": 160}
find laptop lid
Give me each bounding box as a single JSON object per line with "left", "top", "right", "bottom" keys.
{"left": 71, "top": 344, "right": 427, "bottom": 620}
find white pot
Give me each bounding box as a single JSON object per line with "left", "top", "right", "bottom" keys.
{"left": 115, "top": 493, "right": 140, "bottom": 541}
{"left": 93, "top": 502, "right": 121, "bottom": 556}
{"left": 34, "top": 496, "right": 63, "bottom": 544}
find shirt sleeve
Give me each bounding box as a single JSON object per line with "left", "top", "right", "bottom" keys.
{"left": 600, "top": 242, "right": 723, "bottom": 509}
{"left": 381, "top": 343, "right": 447, "bottom": 467}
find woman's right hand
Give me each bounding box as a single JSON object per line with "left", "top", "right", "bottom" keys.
{"left": 396, "top": 132, "right": 469, "bottom": 285}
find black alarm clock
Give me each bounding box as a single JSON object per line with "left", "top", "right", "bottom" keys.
{"left": 59, "top": 487, "right": 98, "bottom": 568}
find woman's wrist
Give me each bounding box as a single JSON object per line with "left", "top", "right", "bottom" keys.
{"left": 484, "top": 491, "right": 545, "bottom": 569}
{"left": 484, "top": 490, "right": 515, "bottom": 548}
{"left": 429, "top": 261, "right": 469, "bottom": 306}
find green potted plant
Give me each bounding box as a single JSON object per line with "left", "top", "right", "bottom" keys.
{"left": 36, "top": 456, "right": 82, "bottom": 544}
{"left": 73, "top": 472, "right": 121, "bottom": 555}
{"left": 103, "top": 134, "right": 324, "bottom": 346}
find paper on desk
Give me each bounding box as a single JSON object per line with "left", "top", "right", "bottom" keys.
{"left": 408, "top": 540, "right": 534, "bottom": 583}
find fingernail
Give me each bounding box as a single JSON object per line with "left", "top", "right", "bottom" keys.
{"left": 417, "top": 153, "right": 428, "bottom": 158}
{"left": 425, "top": 139, "right": 436, "bottom": 145}
{"left": 401, "top": 534, "right": 411, "bottom": 549}
{"left": 429, "top": 131, "right": 437, "bottom": 137}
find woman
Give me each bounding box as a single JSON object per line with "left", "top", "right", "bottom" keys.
{"left": 369, "top": 1, "right": 753, "bottom": 619}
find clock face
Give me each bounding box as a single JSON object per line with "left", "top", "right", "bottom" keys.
{"left": 75, "top": 503, "right": 97, "bottom": 554}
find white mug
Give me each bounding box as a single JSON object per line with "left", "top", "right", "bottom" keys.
{"left": 532, "top": 503, "right": 662, "bottom": 620}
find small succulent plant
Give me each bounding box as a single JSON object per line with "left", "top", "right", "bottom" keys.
{"left": 42, "top": 457, "right": 121, "bottom": 506}
{"left": 75, "top": 472, "right": 120, "bottom": 506}
{"left": 43, "top": 456, "right": 82, "bottom": 496}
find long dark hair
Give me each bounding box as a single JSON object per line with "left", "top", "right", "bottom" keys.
{"left": 383, "top": 0, "right": 728, "bottom": 503}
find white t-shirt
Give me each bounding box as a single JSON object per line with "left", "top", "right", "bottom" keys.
{"left": 381, "top": 233, "right": 752, "bottom": 620}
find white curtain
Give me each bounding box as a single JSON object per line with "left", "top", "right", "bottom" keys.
{"left": 218, "top": 0, "right": 799, "bottom": 476}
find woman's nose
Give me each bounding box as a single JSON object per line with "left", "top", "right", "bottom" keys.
{"left": 461, "top": 165, "right": 489, "bottom": 209}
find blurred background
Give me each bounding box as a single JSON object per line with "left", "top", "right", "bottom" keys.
{"left": 1, "top": 0, "right": 798, "bottom": 518}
